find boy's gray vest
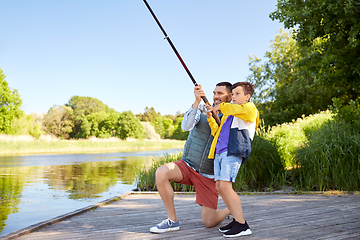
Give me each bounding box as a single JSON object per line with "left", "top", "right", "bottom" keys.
{"left": 181, "top": 113, "right": 214, "bottom": 175}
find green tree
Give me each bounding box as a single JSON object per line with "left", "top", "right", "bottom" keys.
{"left": 136, "top": 107, "right": 160, "bottom": 122}
{"left": 98, "top": 111, "right": 121, "bottom": 138}
{"left": 171, "top": 117, "right": 189, "bottom": 140}
{"left": 75, "top": 115, "right": 91, "bottom": 139}
{"left": 86, "top": 111, "right": 109, "bottom": 137}
{"left": 66, "top": 96, "right": 115, "bottom": 138}
{"left": 43, "top": 105, "right": 74, "bottom": 139}
{"left": 248, "top": 29, "right": 332, "bottom": 125}
{"left": 115, "top": 111, "right": 145, "bottom": 140}
{"left": 270, "top": 0, "right": 360, "bottom": 104}
{"left": 152, "top": 116, "right": 175, "bottom": 138}
{"left": 11, "top": 113, "right": 43, "bottom": 138}
{"left": 66, "top": 96, "right": 111, "bottom": 116}
{"left": 0, "top": 69, "right": 22, "bottom": 133}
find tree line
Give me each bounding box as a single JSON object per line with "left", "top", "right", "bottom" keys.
{"left": 0, "top": 69, "right": 188, "bottom": 140}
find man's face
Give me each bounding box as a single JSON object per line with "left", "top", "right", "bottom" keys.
{"left": 213, "top": 86, "right": 232, "bottom": 106}
{"left": 232, "top": 86, "right": 250, "bottom": 105}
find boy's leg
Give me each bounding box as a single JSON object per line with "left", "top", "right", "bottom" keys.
{"left": 217, "top": 180, "right": 245, "bottom": 223}
{"left": 155, "top": 162, "right": 183, "bottom": 222}
{"left": 214, "top": 152, "right": 245, "bottom": 224}
{"left": 201, "top": 205, "right": 230, "bottom": 228}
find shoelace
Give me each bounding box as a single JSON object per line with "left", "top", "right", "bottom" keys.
{"left": 158, "top": 219, "right": 173, "bottom": 227}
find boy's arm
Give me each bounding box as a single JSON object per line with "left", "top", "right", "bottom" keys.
{"left": 219, "top": 102, "right": 257, "bottom": 123}
{"left": 207, "top": 116, "right": 220, "bottom": 136}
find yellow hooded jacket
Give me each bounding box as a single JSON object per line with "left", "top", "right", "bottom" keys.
{"left": 207, "top": 102, "right": 259, "bottom": 161}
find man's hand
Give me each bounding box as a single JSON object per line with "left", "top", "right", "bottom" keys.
{"left": 192, "top": 85, "right": 205, "bottom": 109}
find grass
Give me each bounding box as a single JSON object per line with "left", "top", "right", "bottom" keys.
{"left": 136, "top": 152, "right": 195, "bottom": 192}
{"left": 136, "top": 109, "right": 360, "bottom": 192}
{"left": 136, "top": 135, "right": 284, "bottom": 192}
{"left": 295, "top": 119, "right": 360, "bottom": 191}
{"left": 261, "top": 111, "right": 333, "bottom": 168}
{"left": 0, "top": 134, "right": 185, "bottom": 155}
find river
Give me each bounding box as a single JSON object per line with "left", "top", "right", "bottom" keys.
{"left": 0, "top": 148, "right": 182, "bottom": 236}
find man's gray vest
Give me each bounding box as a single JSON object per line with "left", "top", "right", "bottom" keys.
{"left": 181, "top": 113, "right": 214, "bottom": 175}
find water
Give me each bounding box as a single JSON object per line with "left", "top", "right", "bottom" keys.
{"left": 0, "top": 149, "right": 181, "bottom": 236}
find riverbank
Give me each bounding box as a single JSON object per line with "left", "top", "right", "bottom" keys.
{"left": 0, "top": 134, "right": 185, "bottom": 156}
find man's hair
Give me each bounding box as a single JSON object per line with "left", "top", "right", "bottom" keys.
{"left": 231, "top": 82, "right": 256, "bottom": 98}
{"left": 216, "top": 82, "right": 232, "bottom": 93}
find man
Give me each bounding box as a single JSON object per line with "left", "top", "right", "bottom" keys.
{"left": 150, "top": 82, "right": 233, "bottom": 233}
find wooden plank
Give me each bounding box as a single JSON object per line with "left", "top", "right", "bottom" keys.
{"left": 1, "top": 192, "right": 359, "bottom": 240}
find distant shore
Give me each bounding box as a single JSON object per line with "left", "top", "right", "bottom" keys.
{"left": 0, "top": 134, "right": 185, "bottom": 156}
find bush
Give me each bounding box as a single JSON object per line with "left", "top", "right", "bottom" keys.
{"left": 264, "top": 111, "right": 332, "bottom": 168}
{"left": 295, "top": 100, "right": 360, "bottom": 191}
{"left": 233, "top": 135, "right": 284, "bottom": 191}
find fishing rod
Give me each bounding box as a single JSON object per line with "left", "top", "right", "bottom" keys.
{"left": 143, "top": 0, "right": 221, "bottom": 125}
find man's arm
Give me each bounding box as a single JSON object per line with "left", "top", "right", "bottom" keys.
{"left": 181, "top": 85, "right": 206, "bottom": 131}
{"left": 181, "top": 106, "right": 201, "bottom": 131}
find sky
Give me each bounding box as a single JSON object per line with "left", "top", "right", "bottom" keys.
{"left": 0, "top": 0, "right": 283, "bottom": 116}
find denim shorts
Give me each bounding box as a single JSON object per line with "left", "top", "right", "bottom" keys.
{"left": 214, "top": 151, "right": 242, "bottom": 182}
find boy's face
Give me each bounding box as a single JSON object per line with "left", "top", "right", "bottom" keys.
{"left": 232, "top": 86, "right": 250, "bottom": 105}
{"left": 213, "top": 86, "right": 232, "bottom": 106}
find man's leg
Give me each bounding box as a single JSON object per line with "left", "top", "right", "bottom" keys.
{"left": 155, "top": 162, "right": 183, "bottom": 222}
{"left": 201, "top": 205, "right": 230, "bottom": 228}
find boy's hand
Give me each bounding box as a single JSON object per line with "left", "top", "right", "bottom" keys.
{"left": 213, "top": 104, "right": 220, "bottom": 113}
{"left": 205, "top": 104, "right": 213, "bottom": 118}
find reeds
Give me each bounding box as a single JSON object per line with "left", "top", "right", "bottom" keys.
{"left": 135, "top": 152, "right": 194, "bottom": 191}
{"left": 295, "top": 119, "right": 360, "bottom": 191}
{"left": 233, "top": 135, "right": 284, "bottom": 192}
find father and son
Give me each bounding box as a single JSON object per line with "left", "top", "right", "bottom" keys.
{"left": 149, "top": 81, "right": 259, "bottom": 238}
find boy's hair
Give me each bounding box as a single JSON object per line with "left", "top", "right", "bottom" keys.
{"left": 216, "top": 82, "right": 232, "bottom": 93}
{"left": 231, "top": 82, "right": 256, "bottom": 98}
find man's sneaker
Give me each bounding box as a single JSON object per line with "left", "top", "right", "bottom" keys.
{"left": 150, "top": 218, "right": 180, "bottom": 233}
{"left": 223, "top": 221, "right": 252, "bottom": 238}
{"left": 219, "top": 219, "right": 236, "bottom": 233}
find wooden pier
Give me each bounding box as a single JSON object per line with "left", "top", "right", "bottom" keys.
{"left": 2, "top": 192, "right": 360, "bottom": 239}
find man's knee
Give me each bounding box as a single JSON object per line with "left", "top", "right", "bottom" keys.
{"left": 155, "top": 165, "right": 169, "bottom": 183}
{"left": 155, "top": 163, "right": 182, "bottom": 184}
{"left": 202, "top": 218, "right": 216, "bottom": 228}
{"left": 202, "top": 207, "right": 217, "bottom": 228}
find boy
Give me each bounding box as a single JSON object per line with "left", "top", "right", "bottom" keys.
{"left": 207, "top": 82, "right": 259, "bottom": 238}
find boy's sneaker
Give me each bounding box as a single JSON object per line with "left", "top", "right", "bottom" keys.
{"left": 150, "top": 218, "right": 180, "bottom": 233}
{"left": 219, "top": 219, "right": 236, "bottom": 233}
{"left": 223, "top": 221, "right": 252, "bottom": 238}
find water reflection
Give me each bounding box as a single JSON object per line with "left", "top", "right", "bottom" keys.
{"left": 0, "top": 149, "right": 179, "bottom": 236}
{"left": 0, "top": 169, "right": 24, "bottom": 233}
{"left": 44, "top": 157, "right": 152, "bottom": 199}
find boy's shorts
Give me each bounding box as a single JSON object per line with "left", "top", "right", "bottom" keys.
{"left": 174, "top": 159, "right": 218, "bottom": 210}
{"left": 214, "top": 151, "right": 242, "bottom": 182}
